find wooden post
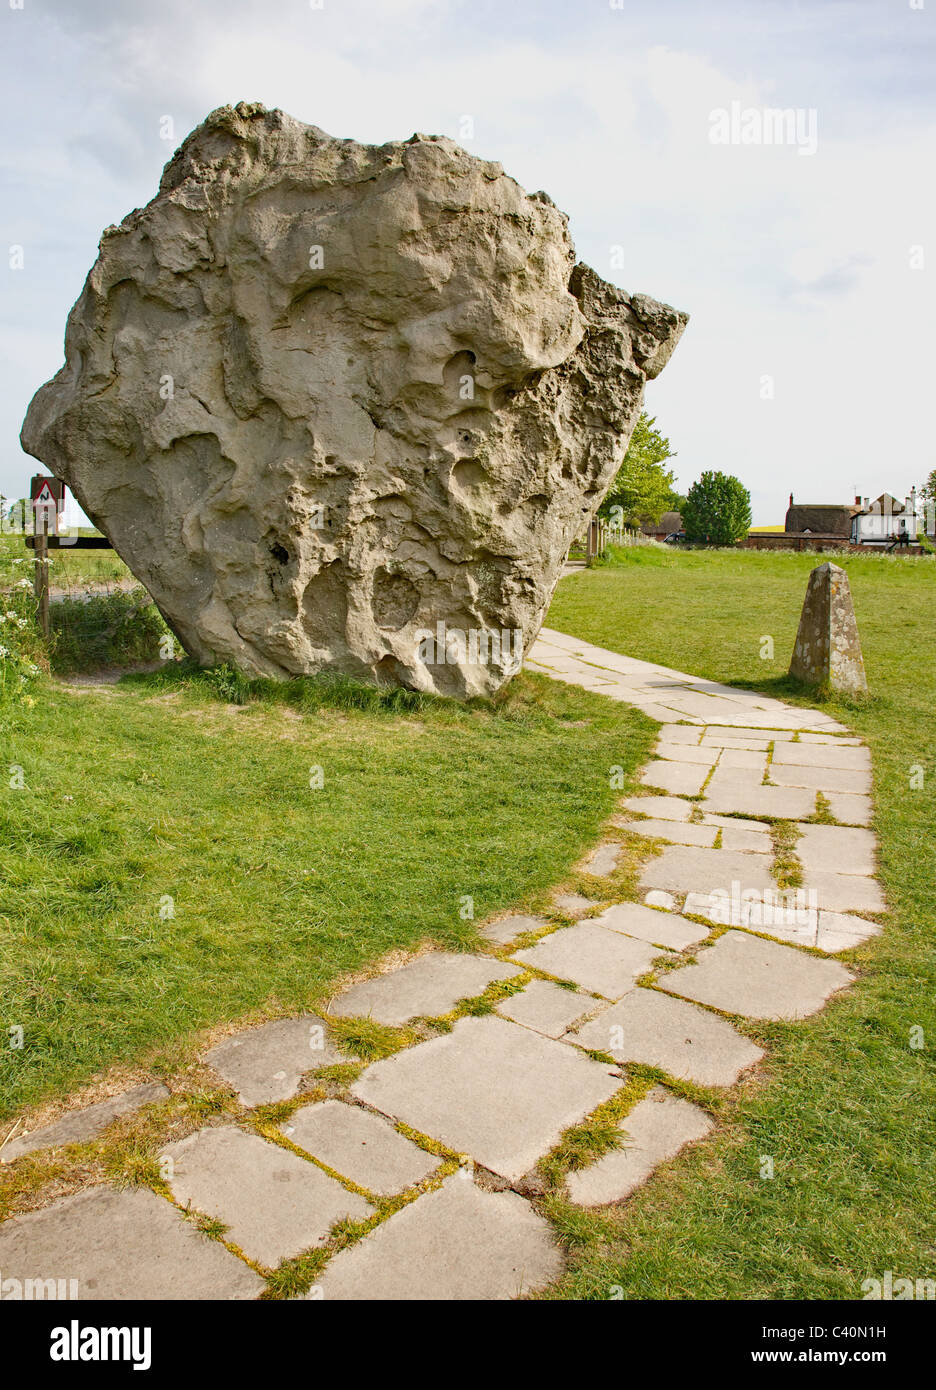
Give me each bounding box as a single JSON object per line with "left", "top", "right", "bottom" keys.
{"left": 29, "top": 474, "right": 64, "bottom": 643}
{"left": 34, "top": 528, "right": 50, "bottom": 641}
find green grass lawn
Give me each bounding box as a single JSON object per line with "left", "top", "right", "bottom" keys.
{"left": 0, "top": 665, "right": 654, "bottom": 1122}
{"left": 542, "top": 546, "right": 936, "bottom": 1299}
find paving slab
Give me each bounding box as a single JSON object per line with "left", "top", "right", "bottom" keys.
{"left": 653, "top": 742, "right": 719, "bottom": 765}
{"left": 795, "top": 823, "right": 877, "bottom": 876}
{"left": 717, "top": 747, "right": 770, "bottom": 771}
{"left": 282, "top": 1101, "right": 438, "bottom": 1195}
{"left": 816, "top": 911, "right": 882, "bottom": 953}
{"left": 571, "top": 991, "right": 763, "bottom": 1087}
{"left": 644, "top": 889, "right": 678, "bottom": 910}
{"left": 566, "top": 1088, "right": 714, "bottom": 1207}
{"left": 800, "top": 870, "right": 886, "bottom": 914}
{"left": 620, "top": 698, "right": 691, "bottom": 722}
{"left": 694, "top": 815, "right": 773, "bottom": 853}
{"left": 772, "top": 742, "right": 870, "bottom": 771}
{"left": 311, "top": 1175, "right": 562, "bottom": 1300}
{"left": 0, "top": 1184, "right": 264, "bottom": 1299}
{"left": 513, "top": 922, "right": 666, "bottom": 997}
{"left": 581, "top": 842, "right": 621, "bottom": 876}
{"left": 717, "top": 824, "right": 773, "bottom": 853}
{"left": 480, "top": 914, "right": 548, "bottom": 946}
{"left": 1, "top": 1082, "right": 169, "bottom": 1164}
{"left": 701, "top": 731, "right": 777, "bottom": 749}
{"left": 770, "top": 763, "right": 871, "bottom": 795}
{"left": 621, "top": 794, "right": 693, "bottom": 822}
{"left": 705, "top": 762, "right": 768, "bottom": 790}
{"left": 162, "top": 1125, "right": 370, "bottom": 1268}
{"left": 625, "top": 818, "right": 717, "bottom": 848}
{"left": 659, "top": 930, "right": 853, "bottom": 1020}
{"left": 496, "top": 979, "right": 597, "bottom": 1039}
{"left": 640, "top": 759, "right": 709, "bottom": 796}
{"left": 639, "top": 845, "right": 776, "bottom": 898}
{"left": 589, "top": 900, "right": 708, "bottom": 950}
{"left": 703, "top": 780, "right": 816, "bottom": 820}
{"left": 551, "top": 892, "right": 596, "bottom": 916}
{"left": 797, "top": 733, "right": 862, "bottom": 746}
{"left": 652, "top": 692, "right": 774, "bottom": 726}
{"left": 625, "top": 818, "right": 718, "bottom": 848}
{"left": 352, "top": 1015, "right": 619, "bottom": 1182}
{"left": 657, "top": 724, "right": 703, "bottom": 745}
{"left": 530, "top": 635, "right": 848, "bottom": 735}
{"left": 205, "top": 1016, "right": 344, "bottom": 1107}
{"left": 825, "top": 791, "right": 873, "bottom": 826}
{"left": 329, "top": 953, "right": 521, "bottom": 1026}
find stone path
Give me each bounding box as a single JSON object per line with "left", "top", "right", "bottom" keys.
{"left": 0, "top": 630, "right": 885, "bottom": 1301}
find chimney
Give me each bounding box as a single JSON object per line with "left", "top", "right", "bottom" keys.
{"left": 789, "top": 492, "right": 794, "bottom": 509}
{"left": 854, "top": 495, "right": 861, "bottom": 506}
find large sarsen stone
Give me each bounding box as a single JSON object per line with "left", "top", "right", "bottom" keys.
{"left": 22, "top": 103, "right": 686, "bottom": 696}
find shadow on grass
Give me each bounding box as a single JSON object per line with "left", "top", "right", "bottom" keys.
{"left": 711, "top": 669, "right": 880, "bottom": 718}
{"left": 118, "top": 655, "right": 582, "bottom": 730}
{"left": 49, "top": 589, "right": 168, "bottom": 675}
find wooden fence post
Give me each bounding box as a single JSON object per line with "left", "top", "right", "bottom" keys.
{"left": 34, "top": 528, "right": 50, "bottom": 641}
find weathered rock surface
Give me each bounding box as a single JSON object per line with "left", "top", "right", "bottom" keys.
{"left": 21, "top": 102, "right": 686, "bottom": 696}
{"left": 789, "top": 562, "right": 868, "bottom": 696}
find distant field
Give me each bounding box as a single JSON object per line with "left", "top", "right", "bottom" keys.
{"left": 0, "top": 532, "right": 131, "bottom": 591}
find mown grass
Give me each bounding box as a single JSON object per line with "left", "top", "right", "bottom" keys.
{"left": 0, "top": 661, "right": 654, "bottom": 1120}
{"left": 542, "top": 545, "right": 936, "bottom": 1299}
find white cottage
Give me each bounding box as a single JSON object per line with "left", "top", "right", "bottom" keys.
{"left": 850, "top": 492, "right": 920, "bottom": 546}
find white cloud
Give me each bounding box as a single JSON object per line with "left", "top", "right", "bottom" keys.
{"left": 2, "top": 0, "right": 934, "bottom": 522}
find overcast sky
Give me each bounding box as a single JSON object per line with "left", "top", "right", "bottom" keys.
{"left": 2, "top": 0, "right": 933, "bottom": 523}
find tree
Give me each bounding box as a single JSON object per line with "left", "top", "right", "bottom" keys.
{"left": 599, "top": 413, "right": 679, "bottom": 527}
{"left": 681, "top": 471, "right": 752, "bottom": 545}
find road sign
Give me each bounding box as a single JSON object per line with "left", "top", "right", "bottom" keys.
{"left": 30, "top": 474, "right": 66, "bottom": 536}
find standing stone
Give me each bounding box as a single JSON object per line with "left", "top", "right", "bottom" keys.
{"left": 789, "top": 563, "right": 868, "bottom": 696}
{"left": 20, "top": 103, "right": 687, "bottom": 699}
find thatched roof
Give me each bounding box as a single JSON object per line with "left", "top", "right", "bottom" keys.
{"left": 642, "top": 510, "right": 683, "bottom": 535}
{"left": 785, "top": 504, "right": 859, "bottom": 537}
